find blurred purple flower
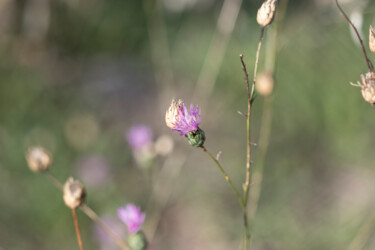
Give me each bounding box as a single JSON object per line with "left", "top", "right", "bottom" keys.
{"left": 126, "top": 125, "right": 153, "bottom": 150}
{"left": 165, "top": 99, "right": 201, "bottom": 135}
{"left": 118, "top": 203, "right": 146, "bottom": 234}
{"left": 76, "top": 155, "right": 112, "bottom": 189}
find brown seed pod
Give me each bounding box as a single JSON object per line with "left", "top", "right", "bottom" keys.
{"left": 351, "top": 71, "right": 375, "bottom": 106}
{"left": 26, "top": 147, "right": 52, "bottom": 172}
{"left": 63, "top": 177, "right": 86, "bottom": 209}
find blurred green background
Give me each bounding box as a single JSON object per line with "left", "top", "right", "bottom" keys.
{"left": 0, "top": 0, "right": 375, "bottom": 249}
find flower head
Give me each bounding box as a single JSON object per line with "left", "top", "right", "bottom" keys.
{"left": 165, "top": 99, "right": 201, "bottom": 136}
{"left": 126, "top": 125, "right": 153, "bottom": 150}
{"left": 118, "top": 204, "right": 146, "bottom": 234}
{"left": 63, "top": 177, "right": 86, "bottom": 209}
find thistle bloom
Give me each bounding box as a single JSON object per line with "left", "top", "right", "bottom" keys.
{"left": 165, "top": 99, "right": 201, "bottom": 136}
{"left": 118, "top": 204, "right": 146, "bottom": 234}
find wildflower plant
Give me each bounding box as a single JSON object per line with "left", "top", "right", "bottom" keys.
{"left": 165, "top": 1, "right": 278, "bottom": 248}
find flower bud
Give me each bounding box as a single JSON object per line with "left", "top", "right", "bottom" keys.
{"left": 63, "top": 177, "right": 86, "bottom": 209}
{"left": 128, "top": 231, "right": 148, "bottom": 250}
{"left": 256, "top": 72, "right": 274, "bottom": 96}
{"left": 257, "top": 0, "right": 277, "bottom": 27}
{"left": 370, "top": 25, "right": 375, "bottom": 53}
{"left": 186, "top": 127, "right": 205, "bottom": 147}
{"left": 26, "top": 147, "right": 52, "bottom": 172}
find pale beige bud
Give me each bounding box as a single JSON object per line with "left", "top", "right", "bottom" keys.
{"left": 361, "top": 72, "right": 375, "bottom": 105}
{"left": 257, "top": 0, "right": 277, "bottom": 27}
{"left": 165, "top": 99, "right": 183, "bottom": 129}
{"left": 369, "top": 25, "right": 375, "bottom": 53}
{"left": 26, "top": 147, "right": 52, "bottom": 172}
{"left": 256, "top": 72, "right": 274, "bottom": 96}
{"left": 63, "top": 177, "right": 86, "bottom": 209}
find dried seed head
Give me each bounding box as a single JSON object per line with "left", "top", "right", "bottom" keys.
{"left": 351, "top": 71, "right": 375, "bottom": 106}
{"left": 257, "top": 0, "right": 277, "bottom": 27}
{"left": 165, "top": 99, "right": 183, "bottom": 130}
{"left": 26, "top": 147, "right": 52, "bottom": 172}
{"left": 369, "top": 25, "right": 375, "bottom": 53}
{"left": 63, "top": 177, "right": 86, "bottom": 209}
{"left": 256, "top": 72, "right": 274, "bottom": 96}
{"left": 361, "top": 72, "right": 375, "bottom": 105}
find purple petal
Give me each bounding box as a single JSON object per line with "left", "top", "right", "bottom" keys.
{"left": 118, "top": 203, "right": 146, "bottom": 234}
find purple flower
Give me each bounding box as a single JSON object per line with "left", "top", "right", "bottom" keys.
{"left": 118, "top": 204, "right": 146, "bottom": 234}
{"left": 165, "top": 99, "right": 201, "bottom": 135}
{"left": 126, "top": 125, "right": 153, "bottom": 150}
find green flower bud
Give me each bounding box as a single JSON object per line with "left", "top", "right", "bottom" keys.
{"left": 186, "top": 127, "right": 205, "bottom": 147}
{"left": 128, "top": 231, "right": 148, "bottom": 250}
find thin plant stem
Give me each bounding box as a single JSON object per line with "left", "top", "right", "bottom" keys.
{"left": 80, "top": 204, "right": 130, "bottom": 250}
{"left": 243, "top": 27, "right": 265, "bottom": 204}
{"left": 239, "top": 26, "right": 265, "bottom": 250}
{"left": 72, "top": 208, "right": 84, "bottom": 250}
{"left": 201, "top": 145, "right": 249, "bottom": 249}
{"left": 239, "top": 54, "right": 252, "bottom": 249}
{"left": 41, "top": 172, "right": 130, "bottom": 250}
{"left": 347, "top": 210, "right": 375, "bottom": 250}
{"left": 248, "top": 0, "right": 289, "bottom": 224}
{"left": 201, "top": 146, "right": 245, "bottom": 209}
{"left": 43, "top": 170, "right": 63, "bottom": 190}
{"left": 335, "top": 0, "right": 374, "bottom": 71}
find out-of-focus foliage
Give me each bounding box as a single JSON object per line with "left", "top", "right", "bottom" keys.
{"left": 0, "top": 0, "right": 375, "bottom": 249}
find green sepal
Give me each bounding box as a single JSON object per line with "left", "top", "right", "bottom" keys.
{"left": 186, "top": 127, "right": 205, "bottom": 147}
{"left": 128, "top": 231, "right": 148, "bottom": 250}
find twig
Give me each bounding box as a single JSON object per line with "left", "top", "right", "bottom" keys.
{"left": 239, "top": 26, "right": 265, "bottom": 250}
{"left": 335, "top": 0, "right": 374, "bottom": 71}
{"left": 201, "top": 146, "right": 245, "bottom": 209}
{"left": 41, "top": 172, "right": 130, "bottom": 250}
{"left": 80, "top": 205, "right": 130, "bottom": 250}
{"left": 243, "top": 27, "right": 265, "bottom": 204}
{"left": 43, "top": 171, "right": 63, "bottom": 190}
{"left": 72, "top": 208, "right": 84, "bottom": 250}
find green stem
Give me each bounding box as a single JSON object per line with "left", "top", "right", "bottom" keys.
{"left": 201, "top": 146, "right": 245, "bottom": 209}
{"left": 244, "top": 27, "right": 265, "bottom": 205}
